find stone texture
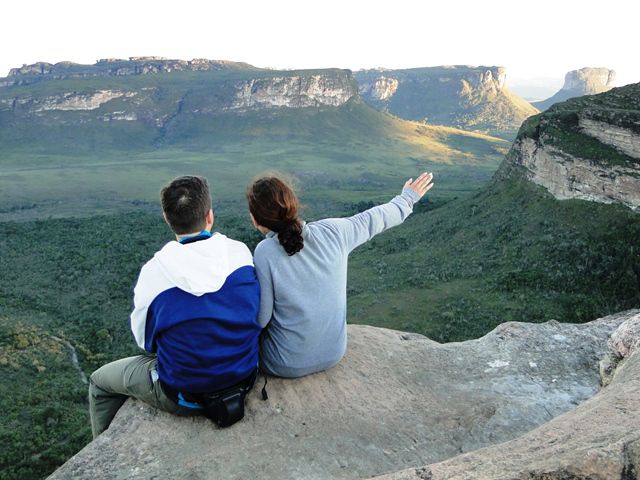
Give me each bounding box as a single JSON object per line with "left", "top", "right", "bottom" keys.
{"left": 33, "top": 90, "right": 136, "bottom": 111}
{"left": 601, "top": 314, "right": 640, "bottom": 386}
{"left": 372, "top": 311, "right": 640, "bottom": 480}
{"left": 47, "top": 311, "right": 636, "bottom": 480}
{"left": 226, "top": 74, "right": 356, "bottom": 111}
{"left": 579, "top": 117, "right": 640, "bottom": 159}
{"left": 510, "top": 135, "right": 640, "bottom": 211}
{"left": 562, "top": 68, "right": 617, "bottom": 95}
{"left": 358, "top": 76, "right": 399, "bottom": 101}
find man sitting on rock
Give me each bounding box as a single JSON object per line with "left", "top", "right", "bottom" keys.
{"left": 89, "top": 175, "right": 261, "bottom": 437}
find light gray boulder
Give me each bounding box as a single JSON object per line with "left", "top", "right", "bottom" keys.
{"left": 373, "top": 310, "right": 640, "bottom": 480}
{"left": 48, "top": 310, "right": 637, "bottom": 480}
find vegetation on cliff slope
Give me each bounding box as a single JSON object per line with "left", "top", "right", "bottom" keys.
{"left": 348, "top": 172, "right": 640, "bottom": 340}
{"left": 519, "top": 82, "right": 640, "bottom": 168}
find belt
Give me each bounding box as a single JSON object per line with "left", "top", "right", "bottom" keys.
{"left": 161, "top": 369, "right": 258, "bottom": 427}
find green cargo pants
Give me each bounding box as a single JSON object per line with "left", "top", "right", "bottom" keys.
{"left": 88, "top": 354, "right": 194, "bottom": 438}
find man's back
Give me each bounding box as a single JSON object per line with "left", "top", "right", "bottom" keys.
{"left": 89, "top": 175, "right": 262, "bottom": 437}
{"left": 131, "top": 233, "right": 261, "bottom": 392}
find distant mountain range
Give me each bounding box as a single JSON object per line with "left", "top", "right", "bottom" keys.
{"left": 0, "top": 59, "right": 538, "bottom": 146}
{"left": 348, "top": 80, "right": 640, "bottom": 339}
{"left": 1, "top": 59, "right": 638, "bottom": 480}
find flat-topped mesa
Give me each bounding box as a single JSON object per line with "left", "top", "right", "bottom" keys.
{"left": 358, "top": 66, "right": 507, "bottom": 102}
{"left": 2, "top": 57, "right": 260, "bottom": 86}
{"left": 355, "top": 65, "right": 536, "bottom": 138}
{"left": 0, "top": 67, "right": 358, "bottom": 127}
{"left": 500, "top": 82, "right": 640, "bottom": 211}
{"left": 562, "top": 67, "right": 616, "bottom": 94}
{"left": 533, "top": 67, "right": 616, "bottom": 111}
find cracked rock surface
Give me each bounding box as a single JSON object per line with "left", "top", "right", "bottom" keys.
{"left": 48, "top": 311, "right": 637, "bottom": 480}
{"left": 373, "top": 310, "right": 640, "bottom": 480}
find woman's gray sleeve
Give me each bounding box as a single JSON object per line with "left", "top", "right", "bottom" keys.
{"left": 324, "top": 188, "right": 420, "bottom": 253}
{"left": 254, "top": 247, "right": 275, "bottom": 328}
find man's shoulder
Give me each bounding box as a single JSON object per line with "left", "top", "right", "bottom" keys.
{"left": 214, "top": 234, "right": 253, "bottom": 264}
{"left": 139, "top": 241, "right": 173, "bottom": 274}
{"left": 217, "top": 233, "right": 251, "bottom": 250}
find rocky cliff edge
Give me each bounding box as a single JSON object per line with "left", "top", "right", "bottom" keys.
{"left": 47, "top": 310, "right": 639, "bottom": 480}
{"left": 374, "top": 310, "right": 640, "bottom": 480}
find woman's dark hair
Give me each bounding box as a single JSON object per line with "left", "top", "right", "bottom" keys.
{"left": 246, "top": 176, "right": 304, "bottom": 256}
{"left": 161, "top": 175, "right": 212, "bottom": 234}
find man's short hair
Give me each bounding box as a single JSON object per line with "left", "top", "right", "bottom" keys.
{"left": 161, "top": 176, "right": 212, "bottom": 234}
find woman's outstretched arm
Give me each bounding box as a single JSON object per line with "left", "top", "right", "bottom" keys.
{"left": 322, "top": 172, "right": 434, "bottom": 253}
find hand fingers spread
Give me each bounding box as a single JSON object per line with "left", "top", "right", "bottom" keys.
{"left": 414, "top": 173, "right": 433, "bottom": 188}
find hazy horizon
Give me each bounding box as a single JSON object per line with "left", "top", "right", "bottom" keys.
{"left": 1, "top": 0, "right": 638, "bottom": 88}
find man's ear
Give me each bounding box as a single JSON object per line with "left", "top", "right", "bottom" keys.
{"left": 207, "top": 208, "right": 214, "bottom": 228}
{"left": 162, "top": 211, "right": 170, "bottom": 226}
{"left": 249, "top": 213, "right": 258, "bottom": 228}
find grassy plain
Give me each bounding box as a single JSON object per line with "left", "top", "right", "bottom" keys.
{"left": 0, "top": 102, "right": 508, "bottom": 221}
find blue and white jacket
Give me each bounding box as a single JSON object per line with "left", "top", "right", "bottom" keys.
{"left": 130, "top": 233, "right": 261, "bottom": 393}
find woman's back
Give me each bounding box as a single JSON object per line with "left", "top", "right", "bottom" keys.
{"left": 254, "top": 187, "right": 423, "bottom": 377}
{"left": 248, "top": 172, "right": 432, "bottom": 378}
{"left": 255, "top": 220, "right": 350, "bottom": 377}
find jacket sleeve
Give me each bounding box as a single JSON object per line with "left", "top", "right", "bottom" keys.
{"left": 130, "top": 264, "right": 155, "bottom": 352}
{"left": 253, "top": 244, "right": 275, "bottom": 328}
{"left": 323, "top": 187, "right": 420, "bottom": 253}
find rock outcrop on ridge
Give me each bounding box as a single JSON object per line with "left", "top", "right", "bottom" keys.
{"left": 501, "top": 82, "right": 640, "bottom": 211}
{"left": 533, "top": 67, "right": 616, "bottom": 111}
{"left": 47, "top": 310, "right": 637, "bottom": 480}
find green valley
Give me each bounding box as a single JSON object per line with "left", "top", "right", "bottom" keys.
{"left": 0, "top": 61, "right": 638, "bottom": 479}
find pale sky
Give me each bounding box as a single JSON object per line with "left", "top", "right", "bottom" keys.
{"left": 1, "top": 0, "right": 638, "bottom": 87}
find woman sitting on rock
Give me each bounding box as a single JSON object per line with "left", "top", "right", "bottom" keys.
{"left": 246, "top": 171, "right": 434, "bottom": 378}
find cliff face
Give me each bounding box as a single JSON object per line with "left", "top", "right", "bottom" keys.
{"left": 6, "top": 90, "right": 137, "bottom": 112}
{"left": 47, "top": 312, "right": 634, "bottom": 480}
{"left": 0, "top": 65, "right": 359, "bottom": 149}
{"left": 563, "top": 67, "right": 616, "bottom": 94}
{"left": 533, "top": 67, "right": 616, "bottom": 111}
{"left": 503, "top": 82, "right": 640, "bottom": 211}
{"left": 218, "top": 74, "right": 355, "bottom": 111}
{"left": 355, "top": 66, "right": 537, "bottom": 138}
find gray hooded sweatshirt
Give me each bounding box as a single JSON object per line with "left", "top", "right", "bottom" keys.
{"left": 254, "top": 187, "right": 421, "bottom": 377}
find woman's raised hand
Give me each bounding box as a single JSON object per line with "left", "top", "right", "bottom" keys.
{"left": 404, "top": 172, "right": 434, "bottom": 199}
